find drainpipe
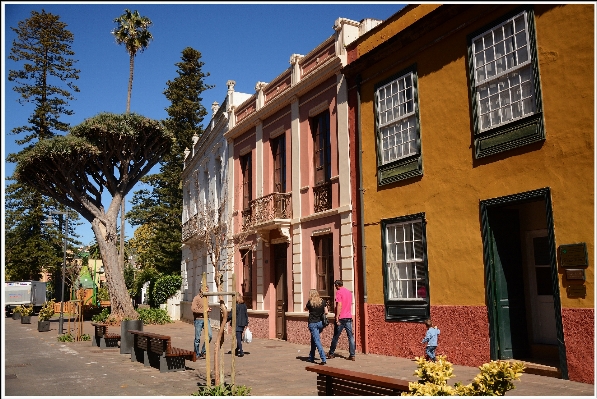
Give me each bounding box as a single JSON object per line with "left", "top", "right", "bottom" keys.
{"left": 356, "top": 75, "right": 368, "bottom": 354}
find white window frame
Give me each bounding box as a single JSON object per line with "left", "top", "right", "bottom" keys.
{"left": 376, "top": 72, "right": 417, "bottom": 165}
{"left": 385, "top": 218, "right": 426, "bottom": 301}
{"left": 472, "top": 11, "right": 536, "bottom": 133}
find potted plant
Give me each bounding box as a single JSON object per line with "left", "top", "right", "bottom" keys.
{"left": 97, "top": 287, "right": 110, "bottom": 307}
{"left": 20, "top": 305, "right": 34, "bottom": 324}
{"left": 38, "top": 300, "right": 55, "bottom": 332}
{"left": 12, "top": 305, "right": 23, "bottom": 320}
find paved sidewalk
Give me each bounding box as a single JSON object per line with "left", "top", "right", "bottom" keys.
{"left": 3, "top": 315, "right": 595, "bottom": 396}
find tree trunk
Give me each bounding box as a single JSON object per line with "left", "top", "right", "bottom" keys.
{"left": 126, "top": 55, "right": 134, "bottom": 113}
{"left": 91, "top": 218, "right": 137, "bottom": 320}
{"left": 120, "top": 198, "right": 125, "bottom": 271}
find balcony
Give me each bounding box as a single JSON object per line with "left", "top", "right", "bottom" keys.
{"left": 242, "top": 192, "right": 292, "bottom": 231}
{"left": 313, "top": 181, "right": 332, "bottom": 213}
{"left": 181, "top": 213, "right": 205, "bottom": 243}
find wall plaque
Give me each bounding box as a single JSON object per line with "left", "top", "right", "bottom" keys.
{"left": 565, "top": 269, "right": 585, "bottom": 280}
{"left": 566, "top": 285, "right": 586, "bottom": 298}
{"left": 559, "top": 243, "right": 588, "bottom": 268}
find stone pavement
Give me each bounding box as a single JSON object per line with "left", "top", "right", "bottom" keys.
{"left": 3, "top": 315, "right": 595, "bottom": 396}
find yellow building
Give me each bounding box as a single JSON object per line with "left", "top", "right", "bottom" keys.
{"left": 343, "top": 4, "right": 593, "bottom": 383}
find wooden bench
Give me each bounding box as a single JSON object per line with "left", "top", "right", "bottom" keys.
{"left": 128, "top": 329, "right": 196, "bottom": 373}
{"left": 306, "top": 365, "right": 411, "bottom": 396}
{"left": 91, "top": 322, "right": 120, "bottom": 349}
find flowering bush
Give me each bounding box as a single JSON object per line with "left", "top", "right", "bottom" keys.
{"left": 17, "top": 305, "right": 34, "bottom": 316}
{"left": 38, "top": 300, "right": 56, "bottom": 321}
{"left": 402, "top": 355, "right": 525, "bottom": 396}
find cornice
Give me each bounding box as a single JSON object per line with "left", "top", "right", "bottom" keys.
{"left": 224, "top": 56, "right": 342, "bottom": 141}
{"left": 342, "top": 4, "right": 477, "bottom": 78}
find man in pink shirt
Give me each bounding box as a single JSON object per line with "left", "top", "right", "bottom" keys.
{"left": 327, "top": 280, "right": 356, "bottom": 361}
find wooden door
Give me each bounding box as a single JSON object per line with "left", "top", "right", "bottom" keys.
{"left": 274, "top": 243, "right": 288, "bottom": 340}
{"left": 488, "top": 208, "right": 529, "bottom": 359}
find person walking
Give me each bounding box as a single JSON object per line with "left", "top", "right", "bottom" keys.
{"left": 422, "top": 319, "right": 440, "bottom": 362}
{"left": 305, "top": 289, "right": 328, "bottom": 365}
{"left": 327, "top": 280, "right": 356, "bottom": 361}
{"left": 227, "top": 292, "right": 249, "bottom": 357}
{"left": 192, "top": 287, "right": 212, "bottom": 359}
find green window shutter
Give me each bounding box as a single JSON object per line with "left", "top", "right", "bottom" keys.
{"left": 374, "top": 65, "right": 423, "bottom": 186}
{"left": 381, "top": 213, "right": 430, "bottom": 322}
{"left": 468, "top": 6, "right": 545, "bottom": 159}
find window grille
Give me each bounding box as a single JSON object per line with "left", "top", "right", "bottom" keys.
{"left": 472, "top": 11, "right": 535, "bottom": 132}
{"left": 385, "top": 219, "right": 426, "bottom": 300}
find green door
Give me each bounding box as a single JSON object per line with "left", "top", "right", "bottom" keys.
{"left": 488, "top": 209, "right": 529, "bottom": 359}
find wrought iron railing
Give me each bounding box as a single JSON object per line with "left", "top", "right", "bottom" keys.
{"left": 181, "top": 213, "right": 205, "bottom": 242}
{"left": 313, "top": 181, "right": 332, "bottom": 213}
{"left": 241, "top": 208, "right": 253, "bottom": 231}
{"left": 182, "top": 214, "right": 198, "bottom": 242}
{"left": 242, "top": 192, "right": 292, "bottom": 230}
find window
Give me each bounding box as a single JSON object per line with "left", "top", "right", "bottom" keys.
{"left": 314, "top": 234, "right": 334, "bottom": 301}
{"left": 271, "top": 135, "right": 286, "bottom": 193}
{"left": 240, "top": 153, "right": 252, "bottom": 210}
{"left": 468, "top": 7, "right": 544, "bottom": 158}
{"left": 241, "top": 249, "right": 253, "bottom": 309}
{"left": 312, "top": 112, "right": 332, "bottom": 212}
{"left": 312, "top": 112, "right": 331, "bottom": 185}
{"left": 375, "top": 66, "right": 422, "bottom": 185}
{"left": 382, "top": 213, "right": 429, "bottom": 321}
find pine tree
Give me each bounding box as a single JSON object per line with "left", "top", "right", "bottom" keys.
{"left": 128, "top": 47, "right": 212, "bottom": 274}
{"left": 6, "top": 9, "right": 80, "bottom": 285}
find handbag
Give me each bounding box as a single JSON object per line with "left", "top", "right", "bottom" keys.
{"left": 321, "top": 313, "right": 329, "bottom": 328}
{"left": 243, "top": 327, "right": 252, "bottom": 343}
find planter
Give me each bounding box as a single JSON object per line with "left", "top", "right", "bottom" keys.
{"left": 21, "top": 315, "right": 32, "bottom": 324}
{"left": 12, "top": 312, "right": 21, "bottom": 320}
{"left": 120, "top": 319, "right": 143, "bottom": 354}
{"left": 100, "top": 301, "right": 111, "bottom": 307}
{"left": 38, "top": 320, "right": 51, "bottom": 332}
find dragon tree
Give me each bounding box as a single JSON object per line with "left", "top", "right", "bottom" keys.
{"left": 14, "top": 112, "right": 173, "bottom": 320}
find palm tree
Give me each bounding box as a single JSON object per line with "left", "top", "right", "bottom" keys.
{"left": 111, "top": 9, "right": 153, "bottom": 113}
{"left": 111, "top": 9, "right": 153, "bottom": 273}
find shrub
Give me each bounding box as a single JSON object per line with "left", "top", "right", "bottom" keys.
{"left": 58, "top": 333, "right": 74, "bottom": 342}
{"left": 137, "top": 307, "right": 172, "bottom": 325}
{"left": 91, "top": 307, "right": 110, "bottom": 323}
{"left": 192, "top": 383, "right": 252, "bottom": 396}
{"left": 38, "top": 300, "right": 56, "bottom": 321}
{"left": 97, "top": 287, "right": 110, "bottom": 302}
{"left": 81, "top": 333, "right": 91, "bottom": 341}
{"left": 19, "top": 305, "right": 34, "bottom": 316}
{"left": 13, "top": 305, "right": 24, "bottom": 315}
{"left": 152, "top": 274, "right": 182, "bottom": 306}
{"left": 402, "top": 355, "right": 525, "bottom": 396}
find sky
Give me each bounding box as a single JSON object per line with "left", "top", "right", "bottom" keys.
{"left": 2, "top": 1, "right": 406, "bottom": 247}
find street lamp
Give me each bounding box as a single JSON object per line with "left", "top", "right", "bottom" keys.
{"left": 44, "top": 210, "right": 71, "bottom": 335}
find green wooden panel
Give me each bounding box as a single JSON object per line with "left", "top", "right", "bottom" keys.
{"left": 378, "top": 157, "right": 422, "bottom": 186}
{"left": 488, "top": 209, "right": 530, "bottom": 359}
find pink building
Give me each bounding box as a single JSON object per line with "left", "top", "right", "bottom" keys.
{"left": 224, "top": 18, "right": 381, "bottom": 346}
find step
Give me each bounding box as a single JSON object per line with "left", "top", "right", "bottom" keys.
{"left": 507, "top": 359, "right": 561, "bottom": 379}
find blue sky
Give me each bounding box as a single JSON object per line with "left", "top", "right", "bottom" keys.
{"left": 3, "top": 1, "right": 405, "bottom": 246}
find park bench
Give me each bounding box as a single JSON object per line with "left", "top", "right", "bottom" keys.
{"left": 305, "top": 364, "right": 411, "bottom": 396}
{"left": 128, "top": 329, "right": 196, "bottom": 373}
{"left": 91, "top": 322, "right": 120, "bottom": 349}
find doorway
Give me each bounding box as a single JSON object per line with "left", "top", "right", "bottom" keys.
{"left": 273, "top": 243, "right": 288, "bottom": 340}
{"left": 480, "top": 188, "right": 568, "bottom": 378}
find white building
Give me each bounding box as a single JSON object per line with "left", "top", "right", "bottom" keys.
{"left": 180, "top": 81, "right": 251, "bottom": 325}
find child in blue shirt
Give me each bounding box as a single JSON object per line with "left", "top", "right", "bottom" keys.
{"left": 422, "top": 319, "right": 440, "bottom": 362}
